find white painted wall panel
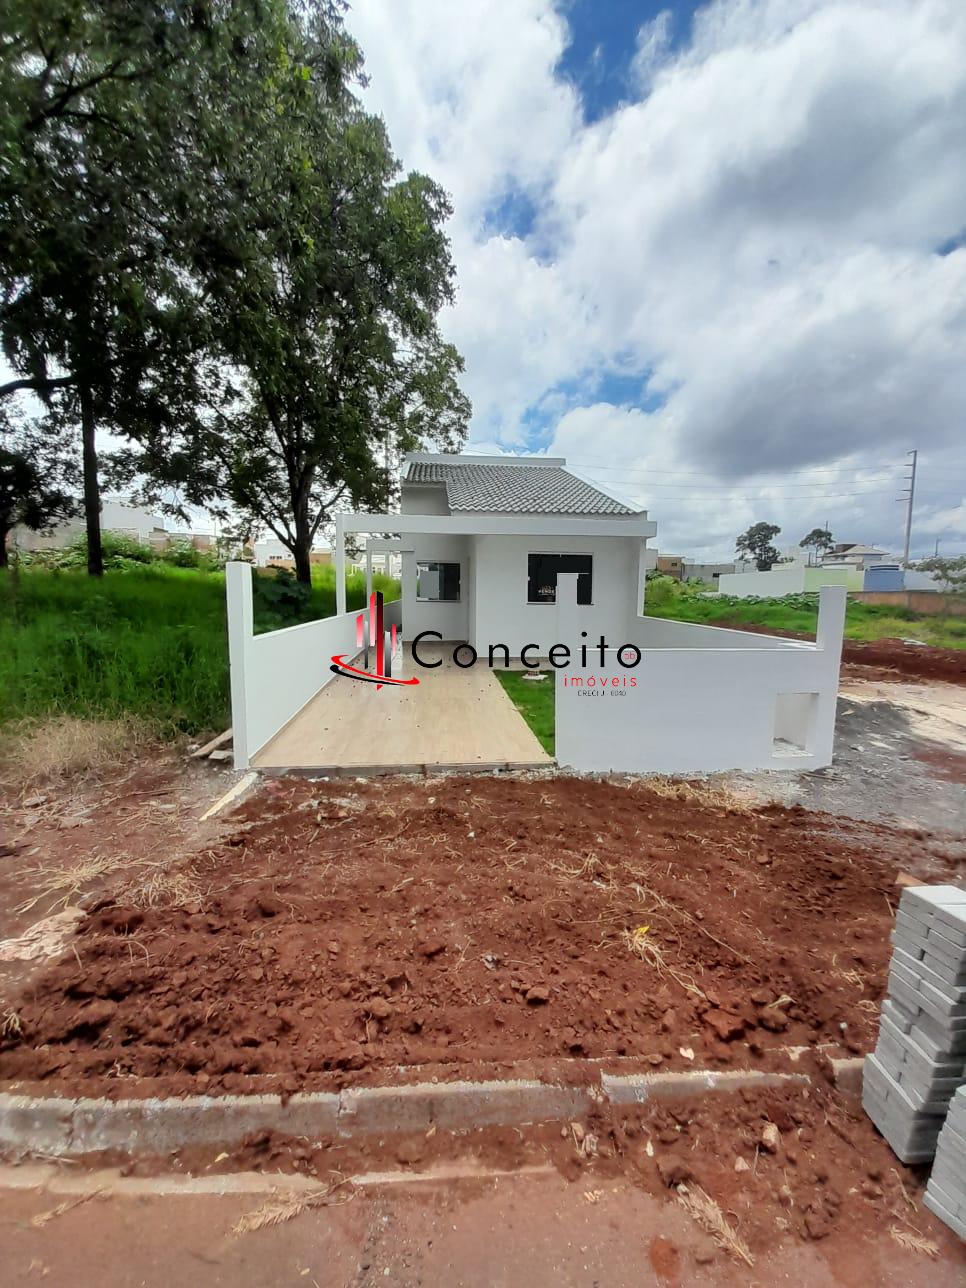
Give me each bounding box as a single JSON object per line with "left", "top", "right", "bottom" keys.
{"left": 226, "top": 562, "right": 358, "bottom": 768}
{"left": 469, "top": 534, "right": 642, "bottom": 656}
{"left": 555, "top": 587, "right": 846, "bottom": 774}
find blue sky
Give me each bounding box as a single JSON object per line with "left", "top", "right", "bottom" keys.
{"left": 558, "top": 0, "right": 695, "bottom": 121}
{"left": 349, "top": 1, "right": 966, "bottom": 560}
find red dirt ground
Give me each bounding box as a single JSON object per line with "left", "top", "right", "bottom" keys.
{"left": 1, "top": 775, "right": 960, "bottom": 1096}
{"left": 713, "top": 624, "right": 966, "bottom": 686}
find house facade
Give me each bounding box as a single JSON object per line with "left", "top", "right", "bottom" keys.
{"left": 225, "top": 452, "right": 846, "bottom": 776}
{"left": 389, "top": 454, "right": 654, "bottom": 657}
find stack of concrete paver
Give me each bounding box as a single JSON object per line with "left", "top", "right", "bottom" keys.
{"left": 925, "top": 1084, "right": 966, "bottom": 1238}
{"left": 862, "top": 884, "right": 966, "bottom": 1165}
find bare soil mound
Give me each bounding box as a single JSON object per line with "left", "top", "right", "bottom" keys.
{"left": 2, "top": 775, "right": 959, "bottom": 1098}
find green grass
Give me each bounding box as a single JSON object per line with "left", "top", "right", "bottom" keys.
{"left": 0, "top": 563, "right": 400, "bottom": 734}
{"left": 495, "top": 670, "right": 555, "bottom": 756}
{"left": 644, "top": 581, "right": 966, "bottom": 650}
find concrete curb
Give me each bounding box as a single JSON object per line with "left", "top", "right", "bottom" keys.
{"left": 0, "top": 1068, "right": 813, "bottom": 1160}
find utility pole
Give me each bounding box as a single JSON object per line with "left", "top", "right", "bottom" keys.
{"left": 899, "top": 449, "right": 917, "bottom": 566}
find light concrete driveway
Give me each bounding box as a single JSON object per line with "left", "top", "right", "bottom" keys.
{"left": 252, "top": 644, "right": 551, "bottom": 773}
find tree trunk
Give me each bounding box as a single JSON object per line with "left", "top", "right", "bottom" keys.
{"left": 0, "top": 526, "right": 8, "bottom": 569}
{"left": 80, "top": 382, "right": 103, "bottom": 576}
{"left": 292, "top": 493, "right": 312, "bottom": 586}
{"left": 293, "top": 536, "right": 312, "bottom": 585}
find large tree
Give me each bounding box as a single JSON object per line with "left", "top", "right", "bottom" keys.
{"left": 181, "top": 9, "right": 470, "bottom": 582}
{"left": 736, "top": 522, "right": 781, "bottom": 571}
{"left": 2, "top": 2, "right": 469, "bottom": 581}
{"left": 799, "top": 526, "right": 834, "bottom": 565}
{"left": 0, "top": 1, "right": 286, "bottom": 573}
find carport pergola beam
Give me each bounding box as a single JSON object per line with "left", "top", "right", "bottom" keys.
{"left": 334, "top": 511, "right": 657, "bottom": 615}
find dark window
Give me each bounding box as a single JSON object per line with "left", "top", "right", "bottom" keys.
{"left": 416, "top": 560, "right": 461, "bottom": 602}
{"left": 527, "top": 553, "right": 592, "bottom": 605}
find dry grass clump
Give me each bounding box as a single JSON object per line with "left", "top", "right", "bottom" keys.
{"left": 889, "top": 1225, "right": 939, "bottom": 1257}
{"left": 676, "top": 1183, "right": 755, "bottom": 1266}
{"left": 231, "top": 1180, "right": 353, "bottom": 1235}
{"left": 638, "top": 776, "right": 755, "bottom": 814}
{"left": 16, "top": 854, "right": 134, "bottom": 913}
{"left": 120, "top": 863, "right": 205, "bottom": 909}
{"left": 0, "top": 716, "right": 157, "bottom": 791}
{"left": 622, "top": 924, "right": 705, "bottom": 999}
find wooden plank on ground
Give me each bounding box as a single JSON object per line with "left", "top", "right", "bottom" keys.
{"left": 190, "top": 728, "right": 233, "bottom": 759}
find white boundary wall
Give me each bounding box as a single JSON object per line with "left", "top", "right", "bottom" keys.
{"left": 717, "top": 565, "right": 859, "bottom": 597}
{"left": 555, "top": 578, "right": 846, "bottom": 775}
{"left": 226, "top": 562, "right": 358, "bottom": 769}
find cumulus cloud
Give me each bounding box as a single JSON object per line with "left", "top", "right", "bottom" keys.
{"left": 348, "top": 0, "right": 966, "bottom": 557}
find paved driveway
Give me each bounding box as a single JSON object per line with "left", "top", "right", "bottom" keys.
{"left": 252, "top": 644, "right": 551, "bottom": 772}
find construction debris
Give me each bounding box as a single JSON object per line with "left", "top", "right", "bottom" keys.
{"left": 862, "top": 884, "right": 966, "bottom": 1164}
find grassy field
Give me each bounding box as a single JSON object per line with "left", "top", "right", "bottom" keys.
{"left": 644, "top": 579, "right": 966, "bottom": 649}
{"left": 0, "top": 564, "right": 399, "bottom": 735}
{"left": 495, "top": 671, "right": 555, "bottom": 755}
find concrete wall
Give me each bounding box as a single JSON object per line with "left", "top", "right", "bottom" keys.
{"left": 468, "top": 534, "right": 642, "bottom": 657}
{"left": 555, "top": 580, "right": 846, "bottom": 775}
{"left": 717, "top": 565, "right": 860, "bottom": 597}
{"left": 804, "top": 566, "right": 862, "bottom": 592}
{"left": 631, "top": 616, "right": 800, "bottom": 651}
{"left": 226, "top": 563, "right": 358, "bottom": 768}
{"left": 852, "top": 589, "right": 966, "bottom": 616}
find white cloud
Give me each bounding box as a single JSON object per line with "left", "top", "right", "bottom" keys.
{"left": 347, "top": 0, "right": 966, "bottom": 557}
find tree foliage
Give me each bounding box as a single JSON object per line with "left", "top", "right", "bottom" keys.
{"left": 0, "top": 401, "right": 79, "bottom": 566}
{"left": 917, "top": 554, "right": 966, "bottom": 592}
{"left": 736, "top": 522, "right": 781, "bottom": 571}
{"left": 1, "top": 2, "right": 470, "bottom": 582}
{"left": 799, "top": 526, "right": 833, "bottom": 564}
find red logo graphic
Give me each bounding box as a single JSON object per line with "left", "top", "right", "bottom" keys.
{"left": 330, "top": 590, "right": 419, "bottom": 690}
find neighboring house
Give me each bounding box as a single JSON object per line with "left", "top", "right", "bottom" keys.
{"left": 225, "top": 451, "right": 847, "bottom": 778}
{"left": 822, "top": 542, "right": 892, "bottom": 570}
{"left": 252, "top": 537, "right": 332, "bottom": 569}
{"left": 12, "top": 498, "right": 169, "bottom": 553}
{"left": 350, "top": 548, "right": 401, "bottom": 579}
{"left": 656, "top": 554, "right": 685, "bottom": 579}
{"left": 682, "top": 560, "right": 740, "bottom": 584}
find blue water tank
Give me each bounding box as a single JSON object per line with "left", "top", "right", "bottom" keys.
{"left": 864, "top": 564, "right": 904, "bottom": 591}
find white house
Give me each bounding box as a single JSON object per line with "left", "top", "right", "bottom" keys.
{"left": 385, "top": 453, "right": 655, "bottom": 655}
{"left": 252, "top": 537, "right": 332, "bottom": 569}
{"left": 225, "top": 451, "right": 847, "bottom": 778}
{"left": 822, "top": 542, "right": 892, "bottom": 570}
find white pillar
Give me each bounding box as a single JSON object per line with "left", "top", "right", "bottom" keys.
{"left": 637, "top": 539, "right": 650, "bottom": 618}
{"left": 225, "top": 561, "right": 254, "bottom": 769}
{"left": 817, "top": 585, "right": 847, "bottom": 657}
{"left": 335, "top": 514, "right": 347, "bottom": 616}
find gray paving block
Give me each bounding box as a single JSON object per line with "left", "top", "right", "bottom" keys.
{"left": 925, "top": 1175, "right": 966, "bottom": 1221}
{"left": 923, "top": 1189, "right": 966, "bottom": 1239}
{"left": 929, "top": 922, "right": 966, "bottom": 956}
{"left": 881, "top": 998, "right": 914, "bottom": 1033}
{"left": 901, "top": 885, "right": 966, "bottom": 917}
{"left": 890, "top": 932, "right": 925, "bottom": 961}
{"left": 922, "top": 952, "right": 966, "bottom": 989}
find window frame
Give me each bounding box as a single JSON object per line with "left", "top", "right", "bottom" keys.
{"left": 526, "top": 552, "right": 594, "bottom": 606}
{"left": 415, "top": 559, "right": 462, "bottom": 603}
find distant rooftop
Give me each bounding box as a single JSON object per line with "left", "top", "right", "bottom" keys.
{"left": 402, "top": 453, "right": 641, "bottom": 517}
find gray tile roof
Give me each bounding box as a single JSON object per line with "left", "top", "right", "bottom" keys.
{"left": 404, "top": 460, "right": 640, "bottom": 516}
